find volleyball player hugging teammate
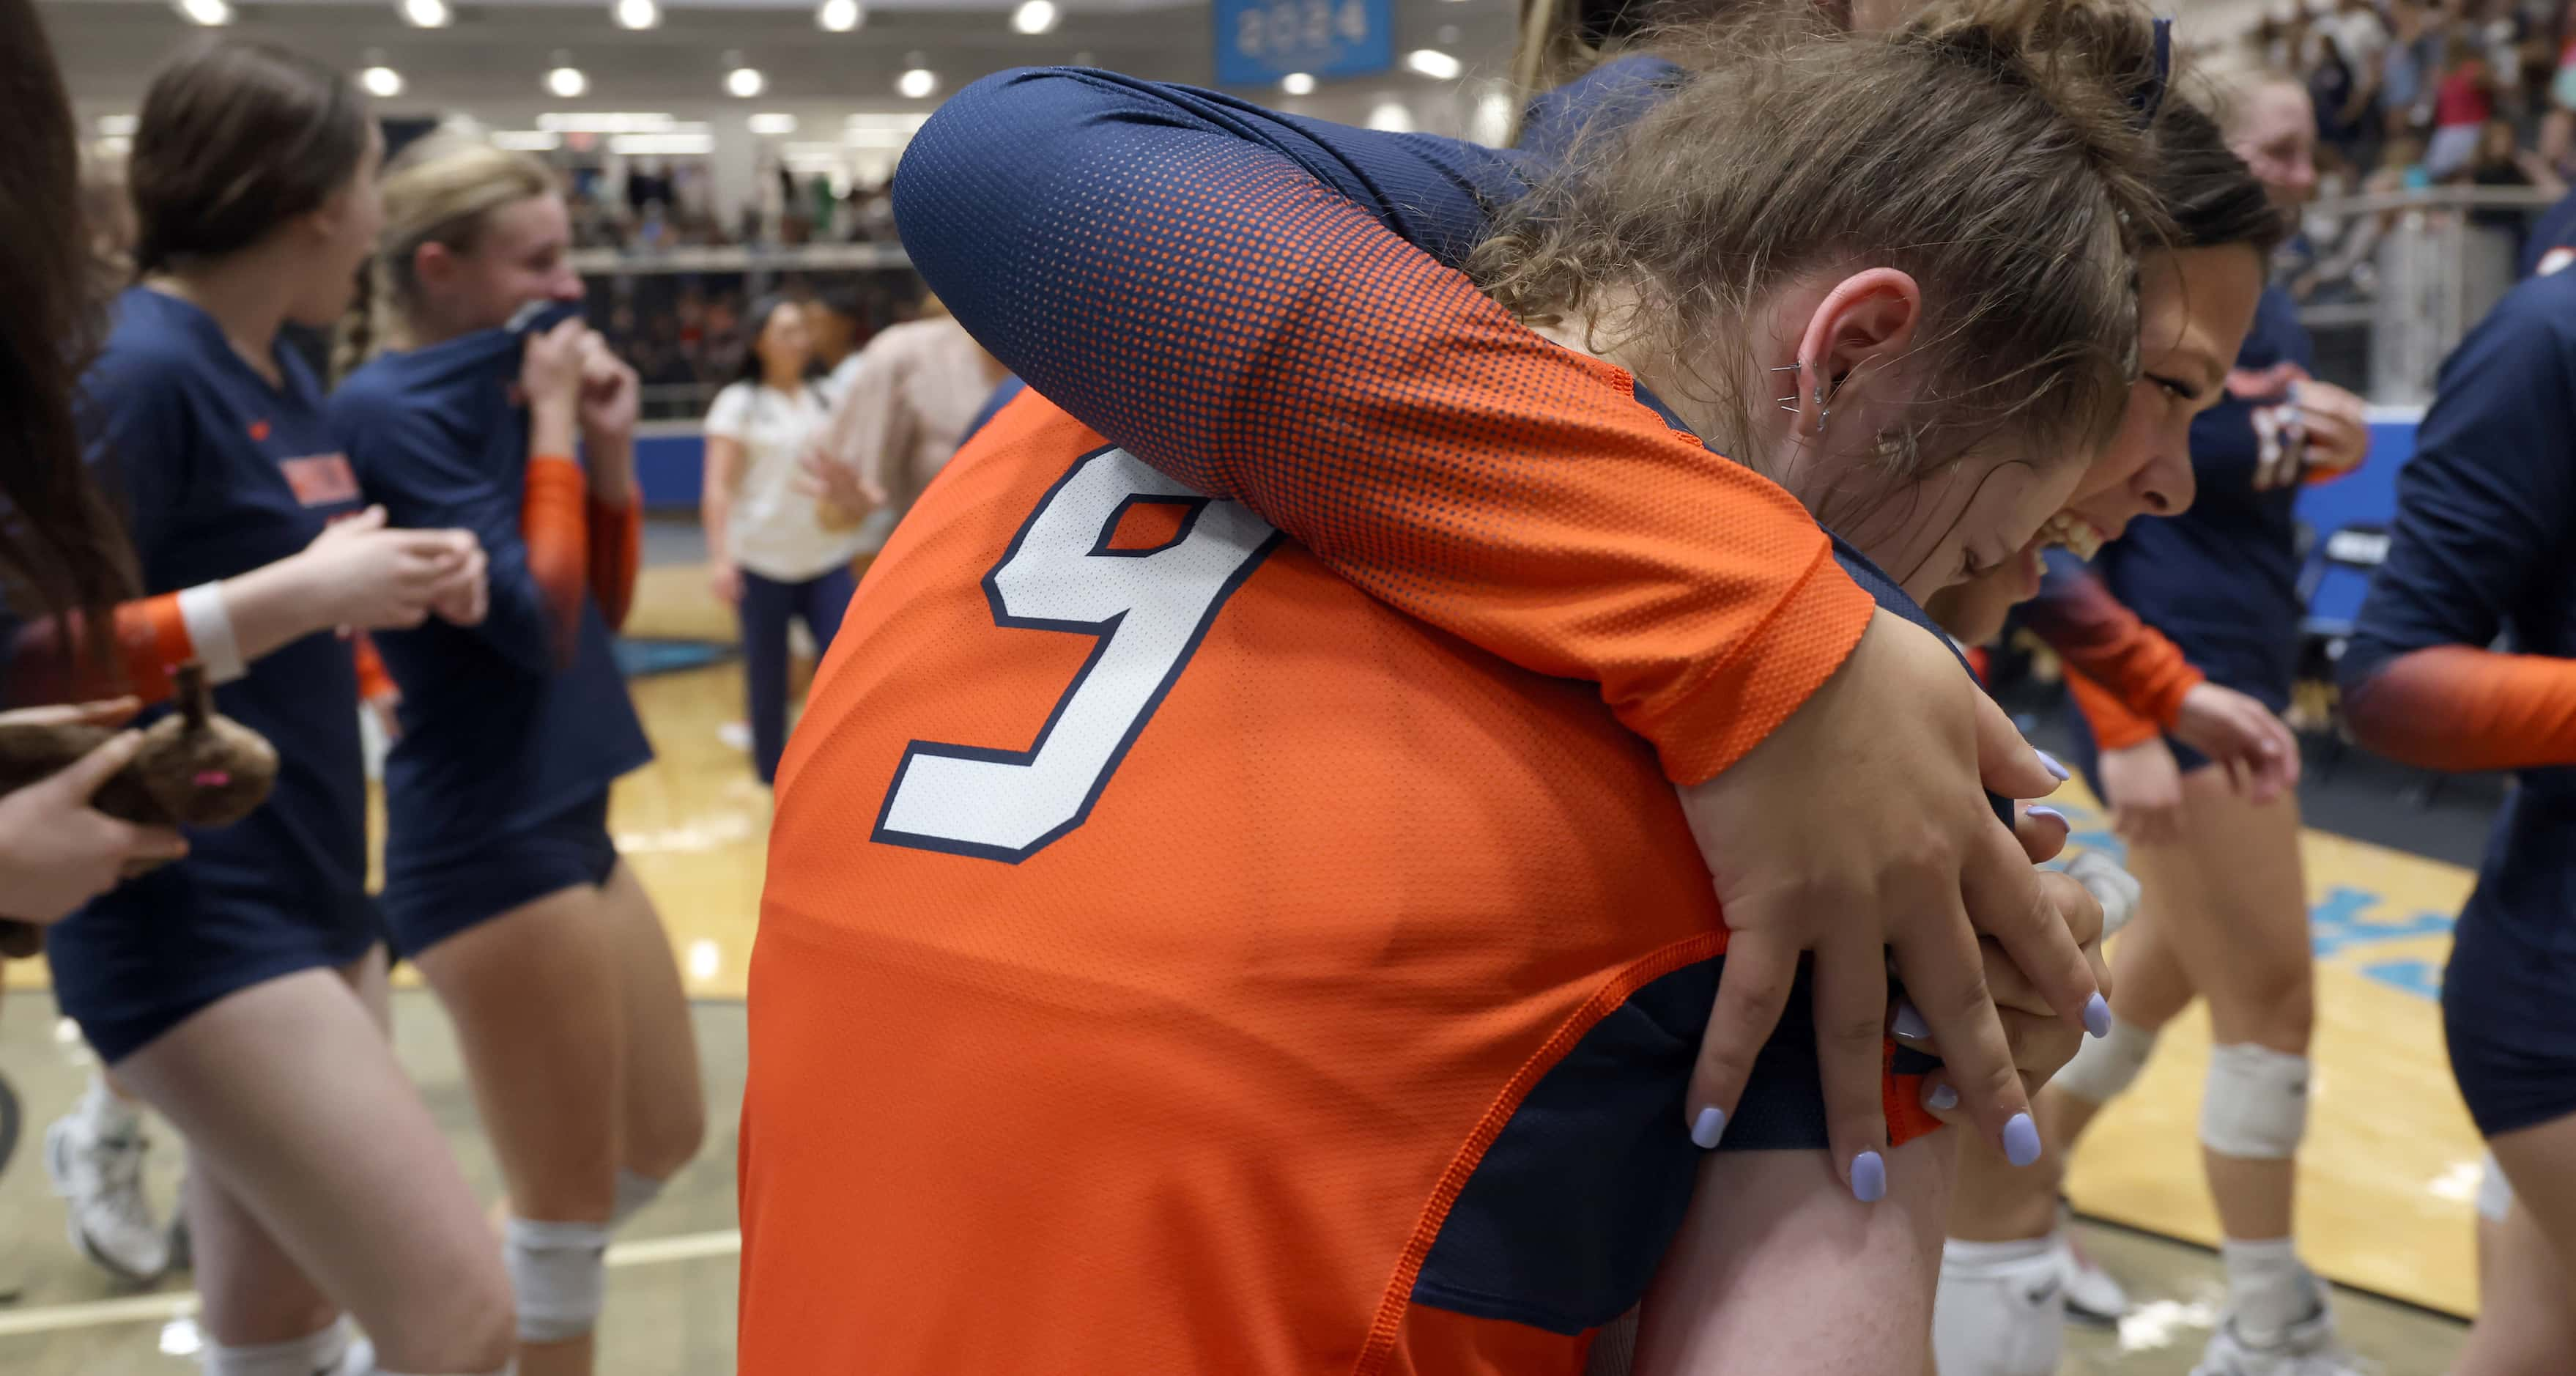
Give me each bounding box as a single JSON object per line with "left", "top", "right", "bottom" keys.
{"left": 330, "top": 133, "right": 703, "bottom": 1376}
{"left": 744, "top": 1, "right": 2178, "bottom": 1369}
{"left": 29, "top": 40, "right": 522, "bottom": 1376}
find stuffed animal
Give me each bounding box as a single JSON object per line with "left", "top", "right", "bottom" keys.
{"left": 0, "top": 664, "right": 277, "bottom": 956}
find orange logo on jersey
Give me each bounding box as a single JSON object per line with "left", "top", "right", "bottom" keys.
{"left": 248, "top": 420, "right": 272, "bottom": 442}
{"left": 278, "top": 454, "right": 361, "bottom": 507}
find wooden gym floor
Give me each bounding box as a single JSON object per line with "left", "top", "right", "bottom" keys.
{"left": 0, "top": 525, "right": 2489, "bottom": 1371}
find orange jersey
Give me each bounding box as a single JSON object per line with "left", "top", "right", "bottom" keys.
{"left": 744, "top": 393, "right": 1936, "bottom": 1375}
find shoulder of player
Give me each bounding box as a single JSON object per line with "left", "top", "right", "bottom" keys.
{"left": 2466, "top": 272, "right": 2576, "bottom": 366}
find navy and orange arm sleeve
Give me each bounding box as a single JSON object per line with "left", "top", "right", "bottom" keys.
{"left": 895, "top": 68, "right": 1876, "bottom": 786}
{"left": 2341, "top": 281, "right": 2576, "bottom": 772}
{"left": 522, "top": 454, "right": 590, "bottom": 667}
{"left": 2020, "top": 551, "right": 2204, "bottom": 732}
{"left": 585, "top": 493, "right": 643, "bottom": 632}
{"left": 2064, "top": 667, "right": 2163, "bottom": 752}
{"left": 4, "top": 595, "right": 195, "bottom": 707}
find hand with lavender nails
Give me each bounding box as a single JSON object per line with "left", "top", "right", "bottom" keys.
{"left": 1902, "top": 866, "right": 2113, "bottom": 1152}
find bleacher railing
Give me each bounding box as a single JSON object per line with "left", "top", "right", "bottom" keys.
{"left": 2294, "top": 184, "right": 2562, "bottom": 407}
{"left": 572, "top": 200, "right": 2566, "bottom": 415}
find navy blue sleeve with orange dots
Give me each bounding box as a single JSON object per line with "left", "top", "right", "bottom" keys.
{"left": 2342, "top": 272, "right": 2576, "bottom": 773}
{"left": 895, "top": 67, "right": 1904, "bottom": 788}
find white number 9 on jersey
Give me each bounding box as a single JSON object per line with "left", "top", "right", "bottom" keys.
{"left": 873, "top": 448, "right": 1281, "bottom": 862}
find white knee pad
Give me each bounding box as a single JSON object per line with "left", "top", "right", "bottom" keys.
{"left": 1933, "top": 1238, "right": 2066, "bottom": 1376}
{"left": 2053, "top": 1014, "right": 2158, "bottom": 1106}
{"left": 204, "top": 1317, "right": 349, "bottom": 1376}
{"left": 505, "top": 1217, "right": 609, "bottom": 1343}
{"left": 2478, "top": 1150, "right": 2515, "bottom": 1223}
{"left": 2199, "top": 1043, "right": 2310, "bottom": 1159}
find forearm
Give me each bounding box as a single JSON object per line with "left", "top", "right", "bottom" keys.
{"left": 2344, "top": 644, "right": 2576, "bottom": 772}
{"left": 2021, "top": 558, "right": 2202, "bottom": 729}
{"left": 585, "top": 428, "right": 637, "bottom": 510}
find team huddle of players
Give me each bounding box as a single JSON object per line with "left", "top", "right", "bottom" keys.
{"left": 4, "top": 0, "right": 2575, "bottom": 1371}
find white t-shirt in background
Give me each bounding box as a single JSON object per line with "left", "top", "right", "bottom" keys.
{"left": 704, "top": 380, "right": 862, "bottom": 583}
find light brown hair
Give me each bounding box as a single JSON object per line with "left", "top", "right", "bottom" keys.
{"left": 336, "top": 133, "right": 557, "bottom": 375}
{"left": 1471, "top": 0, "right": 2172, "bottom": 502}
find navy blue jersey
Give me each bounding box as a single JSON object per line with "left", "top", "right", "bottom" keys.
{"left": 332, "top": 306, "right": 651, "bottom": 872}
{"left": 2344, "top": 270, "right": 2576, "bottom": 950}
{"left": 2523, "top": 185, "right": 2576, "bottom": 277}
{"left": 2092, "top": 286, "right": 2314, "bottom": 698}
{"left": 1517, "top": 54, "right": 1685, "bottom": 163}
{"left": 53, "top": 287, "right": 377, "bottom": 977}
{"left": 959, "top": 374, "right": 1026, "bottom": 446}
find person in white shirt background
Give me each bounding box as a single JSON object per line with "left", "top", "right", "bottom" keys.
{"left": 700, "top": 295, "right": 865, "bottom": 785}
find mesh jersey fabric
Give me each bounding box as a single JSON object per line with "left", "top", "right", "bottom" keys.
{"left": 741, "top": 393, "right": 1942, "bottom": 1376}
{"left": 891, "top": 67, "right": 1876, "bottom": 790}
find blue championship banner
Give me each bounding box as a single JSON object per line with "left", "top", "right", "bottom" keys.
{"left": 1214, "top": 0, "right": 1392, "bottom": 86}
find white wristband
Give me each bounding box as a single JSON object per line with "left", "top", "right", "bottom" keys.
{"left": 176, "top": 582, "right": 248, "bottom": 685}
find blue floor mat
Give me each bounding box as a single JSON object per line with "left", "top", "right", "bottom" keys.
{"left": 615, "top": 637, "right": 733, "bottom": 678}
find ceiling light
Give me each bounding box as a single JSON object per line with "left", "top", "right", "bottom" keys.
{"left": 98, "top": 114, "right": 138, "bottom": 138}
{"left": 360, "top": 65, "right": 404, "bottom": 97}
{"left": 817, "top": 0, "right": 862, "bottom": 31}
{"left": 177, "top": 0, "right": 233, "bottom": 26}
{"left": 1364, "top": 100, "right": 1414, "bottom": 132}
{"left": 1404, "top": 49, "right": 1462, "bottom": 81}
{"left": 1010, "top": 0, "right": 1057, "bottom": 34}
{"left": 725, "top": 66, "right": 765, "bottom": 97}
{"left": 401, "top": 0, "right": 451, "bottom": 26}
{"left": 492, "top": 130, "right": 563, "bottom": 151}
{"left": 1280, "top": 72, "right": 1314, "bottom": 95}
{"left": 547, "top": 65, "right": 589, "bottom": 99}
{"left": 749, "top": 112, "right": 798, "bottom": 135}
{"left": 613, "top": 0, "right": 659, "bottom": 28}
{"left": 897, "top": 66, "right": 936, "bottom": 99}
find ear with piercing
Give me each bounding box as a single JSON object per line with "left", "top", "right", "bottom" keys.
{"left": 1771, "top": 360, "right": 1841, "bottom": 437}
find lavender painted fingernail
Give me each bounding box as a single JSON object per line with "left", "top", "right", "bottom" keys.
{"left": 1892, "top": 1000, "right": 1931, "bottom": 1042}
{"left": 2084, "top": 992, "right": 2113, "bottom": 1038}
{"left": 2004, "top": 1112, "right": 2043, "bottom": 1167}
{"left": 1691, "top": 1106, "right": 1728, "bottom": 1150}
{"left": 1926, "top": 1083, "right": 1961, "bottom": 1111}
{"left": 1851, "top": 1150, "right": 1887, "bottom": 1202}
{"left": 2027, "top": 805, "right": 2070, "bottom": 829}
{"left": 2036, "top": 750, "right": 2071, "bottom": 782}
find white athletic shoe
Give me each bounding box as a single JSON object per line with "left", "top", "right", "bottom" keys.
{"left": 717, "top": 721, "right": 753, "bottom": 752}
{"left": 2065, "top": 848, "right": 2143, "bottom": 940}
{"left": 2191, "top": 1287, "right": 2371, "bottom": 1376}
{"left": 43, "top": 1109, "right": 170, "bottom": 1283}
{"left": 2057, "top": 1212, "right": 2131, "bottom": 1323}
{"left": 1933, "top": 1243, "right": 2066, "bottom": 1376}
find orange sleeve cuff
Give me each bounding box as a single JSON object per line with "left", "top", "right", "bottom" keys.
{"left": 7, "top": 594, "right": 193, "bottom": 707}
{"left": 352, "top": 632, "right": 397, "bottom": 703}
{"left": 2344, "top": 644, "right": 2576, "bottom": 772}
{"left": 586, "top": 495, "right": 644, "bottom": 632}
{"left": 2066, "top": 667, "right": 2161, "bottom": 752}
{"left": 1637, "top": 546, "right": 1876, "bottom": 788}
{"left": 523, "top": 455, "right": 591, "bottom": 667}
